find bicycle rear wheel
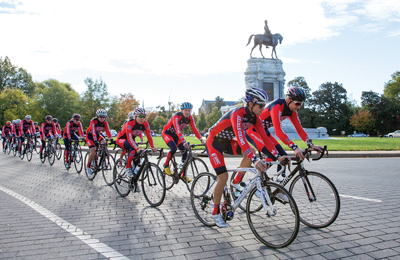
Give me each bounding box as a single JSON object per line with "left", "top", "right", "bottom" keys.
{"left": 55, "top": 142, "right": 62, "bottom": 160}
{"left": 48, "top": 145, "right": 55, "bottom": 166}
{"left": 26, "top": 144, "right": 33, "bottom": 162}
{"left": 20, "top": 145, "right": 25, "bottom": 160}
{"left": 74, "top": 145, "right": 83, "bottom": 173}
{"left": 114, "top": 158, "right": 131, "bottom": 197}
{"left": 157, "top": 156, "right": 176, "bottom": 190}
{"left": 289, "top": 171, "right": 340, "bottom": 228}
{"left": 141, "top": 163, "right": 166, "bottom": 207}
{"left": 6, "top": 140, "right": 11, "bottom": 155}
{"left": 84, "top": 152, "right": 96, "bottom": 181}
{"left": 184, "top": 157, "right": 209, "bottom": 192}
{"left": 247, "top": 182, "right": 299, "bottom": 248}
{"left": 102, "top": 153, "right": 116, "bottom": 186}
{"left": 34, "top": 139, "right": 40, "bottom": 154}
{"left": 190, "top": 172, "right": 218, "bottom": 227}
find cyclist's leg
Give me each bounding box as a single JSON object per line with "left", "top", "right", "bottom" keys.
{"left": 18, "top": 136, "right": 24, "bottom": 152}
{"left": 116, "top": 139, "right": 126, "bottom": 159}
{"left": 2, "top": 137, "right": 5, "bottom": 150}
{"left": 162, "top": 132, "right": 178, "bottom": 166}
{"left": 86, "top": 134, "right": 97, "bottom": 166}
{"left": 123, "top": 140, "right": 137, "bottom": 172}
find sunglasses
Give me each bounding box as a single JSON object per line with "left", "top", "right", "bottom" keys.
{"left": 137, "top": 115, "right": 146, "bottom": 119}
{"left": 74, "top": 119, "right": 80, "bottom": 122}
{"left": 99, "top": 116, "right": 107, "bottom": 119}
{"left": 257, "top": 103, "right": 266, "bottom": 109}
{"left": 293, "top": 100, "right": 303, "bottom": 106}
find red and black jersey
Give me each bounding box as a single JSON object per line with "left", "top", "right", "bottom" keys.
{"left": 162, "top": 112, "right": 202, "bottom": 142}
{"left": 40, "top": 122, "right": 57, "bottom": 140}
{"left": 86, "top": 118, "right": 112, "bottom": 141}
{"left": 2, "top": 125, "right": 12, "bottom": 137}
{"left": 259, "top": 98, "right": 309, "bottom": 149}
{"left": 63, "top": 120, "right": 84, "bottom": 139}
{"left": 209, "top": 106, "right": 279, "bottom": 161}
{"left": 35, "top": 125, "right": 40, "bottom": 133}
{"left": 117, "top": 119, "right": 154, "bottom": 150}
{"left": 14, "top": 124, "right": 21, "bottom": 136}
{"left": 19, "top": 120, "right": 35, "bottom": 135}
{"left": 54, "top": 123, "right": 61, "bottom": 135}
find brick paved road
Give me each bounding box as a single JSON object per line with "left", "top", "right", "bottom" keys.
{"left": 0, "top": 152, "right": 400, "bottom": 259}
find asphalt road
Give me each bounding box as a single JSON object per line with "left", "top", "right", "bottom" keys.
{"left": 0, "top": 151, "right": 400, "bottom": 259}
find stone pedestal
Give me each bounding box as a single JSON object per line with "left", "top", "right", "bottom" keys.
{"left": 244, "top": 58, "right": 285, "bottom": 101}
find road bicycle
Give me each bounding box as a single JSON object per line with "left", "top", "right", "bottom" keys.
{"left": 33, "top": 132, "right": 41, "bottom": 154}
{"left": 190, "top": 161, "right": 300, "bottom": 248}
{"left": 12, "top": 137, "right": 20, "bottom": 157}
{"left": 54, "top": 135, "right": 62, "bottom": 160}
{"left": 3, "top": 135, "right": 12, "bottom": 155}
{"left": 40, "top": 137, "right": 56, "bottom": 166}
{"left": 84, "top": 139, "right": 116, "bottom": 185}
{"left": 114, "top": 148, "right": 166, "bottom": 207}
{"left": 114, "top": 141, "right": 149, "bottom": 161}
{"left": 157, "top": 143, "right": 208, "bottom": 192}
{"left": 63, "top": 137, "right": 84, "bottom": 173}
{"left": 20, "top": 134, "right": 34, "bottom": 162}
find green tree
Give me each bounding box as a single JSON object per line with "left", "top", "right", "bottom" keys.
{"left": 0, "top": 89, "right": 28, "bottom": 125}
{"left": 151, "top": 115, "right": 168, "bottom": 133}
{"left": 34, "top": 79, "right": 80, "bottom": 127}
{"left": 206, "top": 107, "right": 222, "bottom": 128}
{"left": 383, "top": 71, "right": 400, "bottom": 98}
{"left": 197, "top": 111, "right": 207, "bottom": 132}
{"left": 310, "top": 82, "right": 350, "bottom": 134}
{"left": 106, "top": 96, "right": 121, "bottom": 130}
{"left": 80, "top": 77, "right": 110, "bottom": 127}
{"left": 214, "top": 96, "right": 226, "bottom": 110}
{"left": 0, "top": 56, "right": 36, "bottom": 98}
{"left": 361, "top": 90, "right": 381, "bottom": 108}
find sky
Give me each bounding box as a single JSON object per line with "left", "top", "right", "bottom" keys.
{"left": 1, "top": 0, "right": 399, "bottom": 113}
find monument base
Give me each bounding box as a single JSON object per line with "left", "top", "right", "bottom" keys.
{"left": 268, "top": 119, "right": 329, "bottom": 140}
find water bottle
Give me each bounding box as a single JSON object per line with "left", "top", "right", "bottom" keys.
{"left": 133, "top": 160, "right": 141, "bottom": 175}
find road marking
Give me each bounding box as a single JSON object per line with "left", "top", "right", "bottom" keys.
{"left": 0, "top": 185, "right": 129, "bottom": 260}
{"left": 340, "top": 194, "right": 382, "bottom": 203}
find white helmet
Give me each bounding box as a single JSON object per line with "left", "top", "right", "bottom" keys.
{"left": 128, "top": 111, "right": 134, "bottom": 119}
{"left": 12, "top": 120, "right": 16, "bottom": 124}
{"left": 245, "top": 87, "right": 268, "bottom": 103}
{"left": 16, "top": 119, "right": 21, "bottom": 124}
{"left": 133, "top": 108, "right": 147, "bottom": 117}
{"left": 96, "top": 109, "right": 107, "bottom": 117}
{"left": 25, "top": 115, "right": 31, "bottom": 119}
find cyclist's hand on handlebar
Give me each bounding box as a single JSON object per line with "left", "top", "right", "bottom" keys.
{"left": 151, "top": 147, "right": 158, "bottom": 152}
{"left": 183, "top": 142, "right": 189, "bottom": 149}
{"left": 311, "top": 144, "right": 323, "bottom": 153}
{"left": 278, "top": 155, "right": 291, "bottom": 166}
{"left": 294, "top": 147, "right": 305, "bottom": 161}
{"left": 254, "top": 160, "right": 267, "bottom": 172}
{"left": 200, "top": 138, "right": 205, "bottom": 145}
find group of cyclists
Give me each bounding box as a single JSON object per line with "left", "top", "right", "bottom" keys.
{"left": 1, "top": 86, "right": 322, "bottom": 228}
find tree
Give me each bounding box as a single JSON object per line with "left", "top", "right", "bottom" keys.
{"left": 350, "top": 109, "right": 375, "bottom": 133}
{"left": 205, "top": 102, "right": 215, "bottom": 114}
{"left": 106, "top": 96, "right": 122, "bottom": 130}
{"left": 383, "top": 71, "right": 400, "bottom": 98}
{"left": 214, "top": 96, "right": 226, "bottom": 110}
{"left": 146, "top": 112, "right": 158, "bottom": 127}
{"left": 0, "top": 56, "right": 36, "bottom": 98}
{"left": 0, "top": 89, "right": 28, "bottom": 125}
{"left": 80, "top": 77, "right": 110, "bottom": 127}
{"left": 206, "top": 107, "right": 222, "bottom": 128}
{"left": 310, "top": 82, "right": 350, "bottom": 134}
{"left": 197, "top": 111, "right": 207, "bottom": 132}
{"left": 361, "top": 90, "right": 381, "bottom": 108}
{"left": 151, "top": 115, "right": 168, "bottom": 133}
{"left": 34, "top": 79, "right": 80, "bottom": 127}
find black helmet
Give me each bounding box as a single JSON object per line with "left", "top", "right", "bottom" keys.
{"left": 52, "top": 118, "right": 58, "bottom": 123}
{"left": 45, "top": 115, "right": 53, "bottom": 121}
{"left": 286, "top": 87, "right": 306, "bottom": 102}
{"left": 72, "top": 114, "right": 81, "bottom": 120}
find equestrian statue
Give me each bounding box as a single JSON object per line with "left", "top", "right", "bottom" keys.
{"left": 246, "top": 20, "right": 283, "bottom": 59}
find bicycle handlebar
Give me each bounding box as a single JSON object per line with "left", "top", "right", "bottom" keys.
{"left": 303, "top": 145, "right": 329, "bottom": 161}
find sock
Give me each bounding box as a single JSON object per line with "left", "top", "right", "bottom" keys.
{"left": 212, "top": 203, "right": 220, "bottom": 215}
{"left": 233, "top": 172, "right": 244, "bottom": 184}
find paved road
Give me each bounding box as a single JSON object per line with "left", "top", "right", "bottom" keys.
{"left": 1, "top": 151, "right": 400, "bottom": 259}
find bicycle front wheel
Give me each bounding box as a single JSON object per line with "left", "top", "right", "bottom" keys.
{"left": 114, "top": 158, "right": 131, "bottom": 197}
{"left": 102, "top": 153, "right": 116, "bottom": 186}
{"left": 190, "top": 172, "right": 218, "bottom": 227}
{"left": 26, "top": 144, "right": 33, "bottom": 162}
{"left": 184, "top": 157, "right": 209, "bottom": 192}
{"left": 55, "top": 143, "right": 62, "bottom": 160}
{"left": 74, "top": 145, "right": 83, "bottom": 173}
{"left": 141, "top": 163, "right": 166, "bottom": 207}
{"left": 247, "top": 182, "right": 299, "bottom": 248}
{"left": 34, "top": 139, "right": 40, "bottom": 154}
{"left": 48, "top": 146, "right": 55, "bottom": 166}
{"left": 289, "top": 171, "right": 340, "bottom": 228}
{"left": 157, "top": 156, "right": 176, "bottom": 190}
{"left": 6, "top": 141, "right": 11, "bottom": 155}
{"left": 84, "top": 152, "right": 96, "bottom": 181}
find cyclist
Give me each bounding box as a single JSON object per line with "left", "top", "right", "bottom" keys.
{"left": 116, "top": 108, "right": 157, "bottom": 180}
{"left": 33, "top": 122, "right": 40, "bottom": 142}
{"left": 63, "top": 114, "right": 84, "bottom": 168}
{"left": 19, "top": 115, "right": 35, "bottom": 156}
{"left": 161, "top": 102, "right": 204, "bottom": 182}
{"left": 85, "top": 109, "right": 113, "bottom": 175}
{"left": 205, "top": 87, "right": 289, "bottom": 228}
{"left": 11, "top": 120, "right": 20, "bottom": 148}
{"left": 2, "top": 121, "right": 12, "bottom": 152}
{"left": 249, "top": 87, "right": 323, "bottom": 161}
{"left": 40, "top": 115, "right": 57, "bottom": 159}
{"left": 53, "top": 118, "right": 62, "bottom": 138}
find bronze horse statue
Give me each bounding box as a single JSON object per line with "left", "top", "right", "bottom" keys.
{"left": 246, "top": 33, "right": 283, "bottom": 59}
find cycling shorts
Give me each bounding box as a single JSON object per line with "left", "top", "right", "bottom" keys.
{"left": 205, "top": 138, "right": 242, "bottom": 175}
{"left": 86, "top": 133, "right": 105, "bottom": 148}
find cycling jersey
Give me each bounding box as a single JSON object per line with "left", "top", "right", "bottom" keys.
{"left": 54, "top": 123, "right": 61, "bottom": 135}
{"left": 86, "top": 118, "right": 112, "bottom": 141}
{"left": 19, "top": 120, "right": 35, "bottom": 136}
{"left": 40, "top": 122, "right": 57, "bottom": 140}
{"left": 117, "top": 119, "right": 154, "bottom": 151}
{"left": 63, "top": 120, "right": 84, "bottom": 139}
{"left": 2, "top": 125, "right": 12, "bottom": 137}
{"left": 259, "top": 98, "right": 309, "bottom": 150}
{"left": 162, "top": 112, "right": 202, "bottom": 143}
{"left": 13, "top": 124, "right": 21, "bottom": 136}
{"left": 122, "top": 119, "right": 144, "bottom": 141}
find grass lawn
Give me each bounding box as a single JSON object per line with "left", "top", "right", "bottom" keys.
{"left": 63, "top": 136, "right": 400, "bottom": 151}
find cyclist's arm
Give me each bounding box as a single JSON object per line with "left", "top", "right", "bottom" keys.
{"left": 78, "top": 122, "right": 84, "bottom": 138}
{"left": 172, "top": 114, "right": 185, "bottom": 144}
{"left": 231, "top": 109, "right": 257, "bottom": 163}
{"left": 254, "top": 117, "right": 280, "bottom": 159}
{"left": 19, "top": 123, "right": 23, "bottom": 135}
{"left": 189, "top": 115, "right": 202, "bottom": 141}
{"left": 1, "top": 126, "right": 5, "bottom": 137}
{"left": 51, "top": 123, "right": 57, "bottom": 137}
{"left": 40, "top": 123, "right": 45, "bottom": 140}
{"left": 288, "top": 111, "right": 309, "bottom": 143}
{"left": 103, "top": 121, "right": 112, "bottom": 139}
{"left": 143, "top": 122, "right": 155, "bottom": 148}
{"left": 270, "top": 104, "right": 298, "bottom": 150}
{"left": 126, "top": 122, "right": 139, "bottom": 150}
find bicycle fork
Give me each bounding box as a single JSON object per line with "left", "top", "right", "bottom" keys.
{"left": 299, "top": 169, "right": 317, "bottom": 202}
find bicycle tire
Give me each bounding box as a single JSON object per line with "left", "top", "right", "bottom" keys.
{"left": 34, "top": 140, "right": 40, "bottom": 154}
{"left": 102, "top": 153, "right": 116, "bottom": 186}
{"left": 26, "top": 143, "right": 32, "bottom": 162}
{"left": 55, "top": 142, "right": 62, "bottom": 160}
{"left": 84, "top": 151, "right": 96, "bottom": 181}
{"left": 40, "top": 146, "right": 46, "bottom": 163}
{"left": 74, "top": 145, "right": 83, "bottom": 173}
{"left": 63, "top": 149, "right": 70, "bottom": 170}
{"left": 289, "top": 171, "right": 340, "bottom": 228}
{"left": 157, "top": 156, "right": 176, "bottom": 190}
{"left": 247, "top": 182, "right": 299, "bottom": 248}
{"left": 190, "top": 172, "right": 218, "bottom": 227}
{"left": 6, "top": 140, "right": 12, "bottom": 155}
{"left": 48, "top": 145, "right": 55, "bottom": 166}
{"left": 183, "top": 157, "right": 209, "bottom": 192}
{"left": 20, "top": 145, "right": 25, "bottom": 160}
{"left": 114, "top": 158, "right": 131, "bottom": 197}
{"left": 141, "top": 163, "right": 166, "bottom": 207}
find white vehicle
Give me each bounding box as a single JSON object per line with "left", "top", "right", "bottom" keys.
{"left": 110, "top": 130, "right": 118, "bottom": 137}
{"left": 388, "top": 130, "right": 400, "bottom": 138}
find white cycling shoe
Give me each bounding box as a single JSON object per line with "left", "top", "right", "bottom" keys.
{"left": 276, "top": 192, "right": 289, "bottom": 203}
{"left": 211, "top": 214, "right": 228, "bottom": 228}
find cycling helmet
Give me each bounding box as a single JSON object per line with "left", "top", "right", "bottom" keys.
{"left": 52, "top": 118, "right": 58, "bottom": 123}
{"left": 245, "top": 87, "right": 268, "bottom": 103}
{"left": 181, "top": 102, "right": 193, "bottom": 110}
{"left": 72, "top": 113, "right": 81, "bottom": 120}
{"left": 34, "top": 122, "right": 38, "bottom": 125}
{"left": 12, "top": 120, "right": 16, "bottom": 124}
{"left": 6, "top": 121, "right": 11, "bottom": 125}
{"left": 96, "top": 109, "right": 107, "bottom": 117}
{"left": 16, "top": 119, "right": 21, "bottom": 124}
{"left": 25, "top": 115, "right": 31, "bottom": 119}
{"left": 133, "top": 108, "right": 147, "bottom": 116}
{"left": 128, "top": 111, "right": 134, "bottom": 119}
{"left": 286, "top": 87, "right": 306, "bottom": 102}
{"left": 45, "top": 115, "right": 53, "bottom": 121}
